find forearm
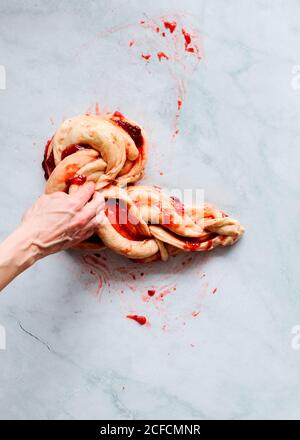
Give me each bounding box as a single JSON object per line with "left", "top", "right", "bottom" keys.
{"left": 0, "top": 227, "right": 40, "bottom": 291}
{"left": 0, "top": 183, "right": 101, "bottom": 292}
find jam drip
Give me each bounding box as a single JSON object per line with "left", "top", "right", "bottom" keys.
{"left": 105, "top": 198, "right": 148, "bottom": 241}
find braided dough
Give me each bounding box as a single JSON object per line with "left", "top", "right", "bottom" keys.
{"left": 43, "top": 111, "right": 244, "bottom": 262}
{"left": 44, "top": 112, "right": 147, "bottom": 191}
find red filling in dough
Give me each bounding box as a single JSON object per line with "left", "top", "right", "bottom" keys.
{"left": 42, "top": 139, "right": 55, "bottom": 179}
{"left": 61, "top": 143, "right": 91, "bottom": 160}
{"left": 184, "top": 237, "right": 213, "bottom": 251}
{"left": 67, "top": 174, "right": 86, "bottom": 187}
{"left": 113, "top": 118, "right": 143, "bottom": 150}
{"left": 42, "top": 141, "right": 91, "bottom": 180}
{"left": 105, "top": 198, "right": 147, "bottom": 241}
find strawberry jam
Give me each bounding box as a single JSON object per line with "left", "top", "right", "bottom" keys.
{"left": 105, "top": 198, "right": 147, "bottom": 241}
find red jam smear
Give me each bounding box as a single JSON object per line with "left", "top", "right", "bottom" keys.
{"left": 184, "top": 238, "right": 201, "bottom": 251}
{"left": 157, "top": 51, "right": 169, "bottom": 61}
{"left": 61, "top": 143, "right": 91, "bottom": 160}
{"left": 163, "top": 20, "right": 177, "bottom": 33}
{"left": 67, "top": 174, "right": 86, "bottom": 187}
{"left": 127, "top": 315, "right": 147, "bottom": 325}
{"left": 113, "top": 118, "right": 143, "bottom": 149}
{"left": 42, "top": 140, "right": 91, "bottom": 180}
{"left": 182, "top": 28, "right": 192, "bottom": 48}
{"left": 141, "top": 53, "right": 151, "bottom": 60}
{"left": 42, "top": 138, "right": 55, "bottom": 179}
{"left": 184, "top": 238, "right": 213, "bottom": 252}
{"left": 105, "top": 198, "right": 147, "bottom": 241}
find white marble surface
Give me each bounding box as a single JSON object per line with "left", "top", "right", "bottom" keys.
{"left": 0, "top": 0, "right": 299, "bottom": 420}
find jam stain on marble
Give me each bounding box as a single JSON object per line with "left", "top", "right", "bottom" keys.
{"left": 137, "top": 16, "right": 204, "bottom": 138}
{"left": 156, "top": 285, "right": 176, "bottom": 302}
{"left": 82, "top": 254, "right": 112, "bottom": 300}
{"left": 127, "top": 315, "right": 147, "bottom": 325}
{"left": 163, "top": 20, "right": 177, "bottom": 33}
{"left": 80, "top": 252, "right": 212, "bottom": 331}
{"left": 182, "top": 28, "right": 191, "bottom": 49}
{"left": 157, "top": 51, "right": 169, "bottom": 61}
{"left": 76, "top": 15, "right": 203, "bottom": 140}
{"left": 141, "top": 53, "right": 151, "bottom": 61}
{"left": 148, "top": 289, "right": 156, "bottom": 297}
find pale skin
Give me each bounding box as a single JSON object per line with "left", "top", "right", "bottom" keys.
{"left": 0, "top": 182, "right": 104, "bottom": 291}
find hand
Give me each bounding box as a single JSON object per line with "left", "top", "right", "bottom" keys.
{"left": 22, "top": 181, "right": 104, "bottom": 257}
{"left": 0, "top": 182, "right": 104, "bottom": 291}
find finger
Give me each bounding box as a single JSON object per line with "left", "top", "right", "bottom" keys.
{"left": 71, "top": 181, "right": 95, "bottom": 208}
{"left": 49, "top": 191, "right": 67, "bottom": 199}
{"left": 81, "top": 192, "right": 105, "bottom": 221}
{"left": 76, "top": 218, "right": 100, "bottom": 242}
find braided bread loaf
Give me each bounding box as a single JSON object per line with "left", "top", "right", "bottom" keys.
{"left": 43, "top": 111, "right": 244, "bottom": 262}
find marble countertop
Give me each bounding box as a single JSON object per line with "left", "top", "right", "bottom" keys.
{"left": 0, "top": 0, "right": 299, "bottom": 420}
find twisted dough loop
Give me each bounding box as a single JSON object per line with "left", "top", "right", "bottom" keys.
{"left": 44, "top": 112, "right": 147, "bottom": 193}
{"left": 43, "top": 111, "right": 244, "bottom": 262}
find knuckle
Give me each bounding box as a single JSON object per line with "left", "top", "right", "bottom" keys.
{"left": 69, "top": 199, "right": 81, "bottom": 211}
{"left": 75, "top": 215, "right": 89, "bottom": 228}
